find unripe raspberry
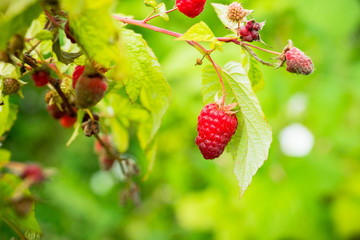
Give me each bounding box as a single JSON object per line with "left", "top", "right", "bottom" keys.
{"left": 227, "top": 2, "right": 246, "bottom": 22}
{"left": 21, "top": 164, "right": 45, "bottom": 183}
{"left": 2, "top": 78, "right": 20, "bottom": 96}
{"left": 75, "top": 73, "right": 108, "bottom": 108}
{"left": 60, "top": 114, "right": 77, "bottom": 128}
{"left": 285, "top": 47, "right": 314, "bottom": 75}
{"left": 32, "top": 70, "right": 50, "bottom": 87}
{"left": 47, "top": 104, "right": 66, "bottom": 119}
{"left": 195, "top": 102, "right": 238, "bottom": 159}
{"left": 8, "top": 34, "right": 24, "bottom": 56}
{"left": 65, "top": 21, "right": 76, "bottom": 43}
{"left": 239, "top": 27, "right": 250, "bottom": 37}
{"left": 245, "top": 21, "right": 253, "bottom": 30}
{"left": 176, "top": 0, "right": 207, "bottom": 18}
{"left": 72, "top": 65, "right": 85, "bottom": 89}
{"left": 0, "top": 51, "right": 11, "bottom": 63}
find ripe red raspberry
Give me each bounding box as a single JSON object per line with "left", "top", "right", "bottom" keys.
{"left": 32, "top": 70, "right": 49, "bottom": 87}
{"left": 252, "top": 22, "right": 260, "bottom": 31}
{"left": 285, "top": 47, "right": 314, "bottom": 75}
{"left": 75, "top": 73, "right": 108, "bottom": 108}
{"left": 245, "top": 21, "right": 253, "bottom": 30}
{"left": 47, "top": 104, "right": 66, "bottom": 119}
{"left": 176, "top": 0, "right": 207, "bottom": 18}
{"left": 65, "top": 21, "right": 76, "bottom": 43}
{"left": 72, "top": 65, "right": 85, "bottom": 89}
{"left": 227, "top": 2, "right": 246, "bottom": 22}
{"left": 60, "top": 114, "right": 77, "bottom": 128}
{"left": 2, "top": 78, "right": 20, "bottom": 96}
{"left": 195, "top": 103, "right": 238, "bottom": 159}
{"left": 21, "top": 164, "right": 45, "bottom": 183}
{"left": 239, "top": 27, "right": 250, "bottom": 37}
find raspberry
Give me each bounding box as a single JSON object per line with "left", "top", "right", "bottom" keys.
{"left": 239, "top": 27, "right": 250, "bottom": 37}
{"left": 195, "top": 103, "right": 238, "bottom": 159}
{"left": 227, "top": 2, "right": 246, "bottom": 22}
{"left": 176, "top": 0, "right": 207, "bottom": 18}
{"left": 32, "top": 70, "right": 50, "bottom": 87}
{"left": 243, "top": 34, "right": 253, "bottom": 42}
{"left": 2, "top": 78, "right": 20, "bottom": 96}
{"left": 285, "top": 47, "right": 314, "bottom": 75}
{"left": 252, "top": 22, "right": 260, "bottom": 31}
{"left": 72, "top": 65, "right": 85, "bottom": 89}
{"left": 245, "top": 21, "right": 253, "bottom": 30}
{"left": 75, "top": 73, "right": 108, "bottom": 108}
{"left": 99, "top": 155, "right": 115, "bottom": 170}
{"left": 65, "top": 21, "right": 76, "bottom": 43}
{"left": 21, "top": 164, "right": 45, "bottom": 183}
{"left": 60, "top": 114, "right": 77, "bottom": 128}
{"left": 47, "top": 104, "right": 66, "bottom": 119}
{"left": 251, "top": 30, "right": 259, "bottom": 40}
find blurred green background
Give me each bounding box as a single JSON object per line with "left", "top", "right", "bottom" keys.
{"left": 2, "top": 0, "right": 360, "bottom": 239}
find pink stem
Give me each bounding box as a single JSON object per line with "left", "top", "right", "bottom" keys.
{"left": 144, "top": 7, "right": 178, "bottom": 23}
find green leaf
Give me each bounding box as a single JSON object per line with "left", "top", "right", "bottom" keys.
{"left": 0, "top": 173, "right": 42, "bottom": 239}
{"left": 34, "top": 29, "right": 53, "bottom": 41}
{"left": 155, "top": 3, "right": 169, "bottom": 21}
{"left": 61, "top": 0, "right": 126, "bottom": 79}
{"left": 176, "top": 21, "right": 218, "bottom": 44}
{"left": 52, "top": 38, "right": 82, "bottom": 65}
{"left": 121, "top": 28, "right": 171, "bottom": 149}
{"left": 248, "top": 57, "right": 265, "bottom": 92}
{"left": 0, "top": 148, "right": 11, "bottom": 169}
{"left": 144, "top": 0, "right": 157, "bottom": 8}
{"left": 0, "top": 0, "right": 42, "bottom": 50}
{"left": 202, "top": 62, "right": 272, "bottom": 197}
{"left": 0, "top": 95, "right": 18, "bottom": 137}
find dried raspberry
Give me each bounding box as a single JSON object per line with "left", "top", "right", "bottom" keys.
{"left": 32, "top": 70, "right": 49, "bottom": 87}
{"left": 176, "top": 0, "right": 207, "bottom": 18}
{"left": 285, "top": 47, "right": 314, "bottom": 75}
{"left": 195, "top": 103, "right": 238, "bottom": 159}
{"left": 239, "top": 27, "right": 250, "bottom": 37}
{"left": 72, "top": 65, "right": 85, "bottom": 89}
{"left": 251, "top": 30, "right": 259, "bottom": 40}
{"left": 8, "top": 34, "right": 24, "bottom": 56}
{"left": 60, "top": 114, "right": 77, "bottom": 128}
{"left": 227, "top": 2, "right": 246, "bottom": 22}
{"left": 65, "top": 21, "right": 76, "bottom": 43}
{"left": 47, "top": 104, "right": 66, "bottom": 119}
{"left": 2, "top": 78, "right": 20, "bottom": 96}
{"left": 243, "top": 34, "right": 253, "bottom": 42}
{"left": 75, "top": 73, "right": 108, "bottom": 108}
{"left": 0, "top": 51, "right": 11, "bottom": 63}
{"left": 252, "top": 22, "right": 260, "bottom": 31}
{"left": 245, "top": 21, "right": 253, "bottom": 30}
{"left": 21, "top": 164, "right": 45, "bottom": 183}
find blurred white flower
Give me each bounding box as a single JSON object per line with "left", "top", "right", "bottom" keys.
{"left": 279, "top": 123, "right": 314, "bottom": 157}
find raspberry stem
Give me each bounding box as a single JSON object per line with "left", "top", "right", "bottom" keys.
{"left": 86, "top": 109, "right": 95, "bottom": 122}
{"left": 208, "top": 55, "right": 226, "bottom": 106}
{"left": 94, "top": 133, "right": 128, "bottom": 178}
{"left": 143, "top": 7, "right": 178, "bottom": 23}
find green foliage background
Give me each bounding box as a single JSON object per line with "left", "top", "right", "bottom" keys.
{"left": 1, "top": 0, "right": 360, "bottom": 239}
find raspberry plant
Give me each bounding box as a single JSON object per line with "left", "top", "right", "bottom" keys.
{"left": 0, "top": 0, "right": 313, "bottom": 238}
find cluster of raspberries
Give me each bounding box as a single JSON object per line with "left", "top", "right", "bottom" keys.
{"left": 239, "top": 21, "right": 261, "bottom": 42}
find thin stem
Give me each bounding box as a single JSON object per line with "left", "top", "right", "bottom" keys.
{"left": 2, "top": 217, "right": 26, "bottom": 240}
{"left": 144, "top": 7, "right": 178, "bottom": 23}
{"left": 208, "top": 55, "right": 226, "bottom": 106}
{"left": 143, "top": 10, "right": 156, "bottom": 23}
{"left": 94, "top": 134, "right": 127, "bottom": 177}
{"left": 241, "top": 42, "right": 281, "bottom": 55}
{"left": 86, "top": 109, "right": 94, "bottom": 121}
{"left": 25, "top": 40, "right": 42, "bottom": 55}
{"left": 22, "top": 55, "right": 77, "bottom": 117}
